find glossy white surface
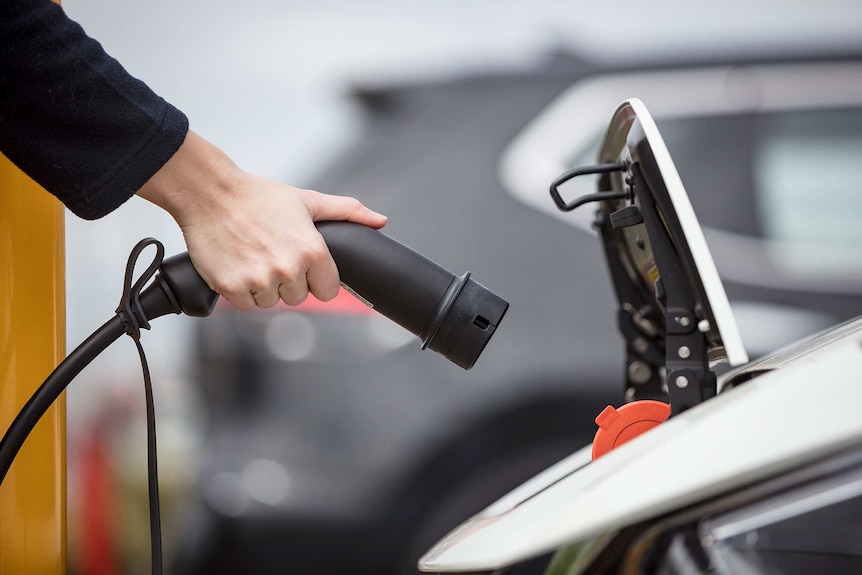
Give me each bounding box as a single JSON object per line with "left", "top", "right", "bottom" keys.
{"left": 419, "top": 318, "right": 862, "bottom": 572}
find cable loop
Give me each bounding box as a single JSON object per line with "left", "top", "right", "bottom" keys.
{"left": 116, "top": 238, "right": 165, "bottom": 339}
{"left": 116, "top": 238, "right": 166, "bottom": 574}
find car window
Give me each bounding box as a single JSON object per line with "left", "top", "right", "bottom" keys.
{"left": 659, "top": 108, "right": 862, "bottom": 279}
{"left": 754, "top": 108, "right": 862, "bottom": 275}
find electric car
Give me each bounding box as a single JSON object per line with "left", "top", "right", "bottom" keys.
{"left": 177, "top": 50, "right": 862, "bottom": 575}
{"left": 417, "top": 98, "right": 862, "bottom": 575}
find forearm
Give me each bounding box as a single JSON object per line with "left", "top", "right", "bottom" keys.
{"left": 0, "top": 0, "right": 187, "bottom": 219}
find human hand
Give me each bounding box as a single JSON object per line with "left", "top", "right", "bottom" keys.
{"left": 137, "top": 131, "right": 387, "bottom": 309}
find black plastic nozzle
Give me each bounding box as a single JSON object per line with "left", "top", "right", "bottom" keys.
{"left": 139, "top": 222, "right": 508, "bottom": 370}
{"left": 317, "top": 222, "right": 508, "bottom": 369}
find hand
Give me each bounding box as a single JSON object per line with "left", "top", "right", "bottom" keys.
{"left": 137, "top": 131, "right": 387, "bottom": 310}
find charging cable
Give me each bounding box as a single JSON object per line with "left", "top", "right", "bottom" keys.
{"left": 0, "top": 223, "right": 509, "bottom": 573}
{"left": 0, "top": 238, "right": 216, "bottom": 575}
{"left": 117, "top": 238, "right": 167, "bottom": 574}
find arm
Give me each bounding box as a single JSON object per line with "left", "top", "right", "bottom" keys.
{"left": 1, "top": 0, "right": 386, "bottom": 308}
{"left": 0, "top": 0, "right": 187, "bottom": 218}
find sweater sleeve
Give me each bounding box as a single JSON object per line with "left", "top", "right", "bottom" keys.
{"left": 0, "top": 0, "right": 189, "bottom": 220}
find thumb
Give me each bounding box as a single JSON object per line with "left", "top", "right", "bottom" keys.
{"left": 306, "top": 191, "right": 388, "bottom": 229}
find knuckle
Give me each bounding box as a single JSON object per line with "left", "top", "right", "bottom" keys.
{"left": 298, "top": 188, "right": 319, "bottom": 204}
{"left": 275, "top": 262, "right": 301, "bottom": 284}
{"left": 306, "top": 242, "right": 330, "bottom": 265}
{"left": 345, "top": 196, "right": 363, "bottom": 210}
{"left": 213, "top": 278, "right": 240, "bottom": 298}
{"left": 214, "top": 274, "right": 268, "bottom": 311}
{"left": 247, "top": 273, "right": 270, "bottom": 293}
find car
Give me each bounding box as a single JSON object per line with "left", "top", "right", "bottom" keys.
{"left": 175, "top": 49, "right": 862, "bottom": 575}
{"left": 418, "top": 98, "right": 862, "bottom": 575}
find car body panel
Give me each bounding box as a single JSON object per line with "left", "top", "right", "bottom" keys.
{"left": 419, "top": 300, "right": 862, "bottom": 573}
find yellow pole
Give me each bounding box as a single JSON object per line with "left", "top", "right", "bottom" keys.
{"left": 0, "top": 2, "right": 66, "bottom": 570}
{"left": 0, "top": 148, "right": 66, "bottom": 575}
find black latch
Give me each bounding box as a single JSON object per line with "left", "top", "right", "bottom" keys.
{"left": 610, "top": 205, "right": 644, "bottom": 229}
{"left": 549, "top": 162, "right": 629, "bottom": 212}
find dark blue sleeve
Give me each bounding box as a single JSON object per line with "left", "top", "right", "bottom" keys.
{"left": 0, "top": 0, "right": 189, "bottom": 219}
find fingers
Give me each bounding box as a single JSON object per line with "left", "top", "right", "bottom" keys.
{"left": 304, "top": 243, "right": 340, "bottom": 302}
{"left": 209, "top": 264, "right": 300, "bottom": 310}
{"left": 275, "top": 234, "right": 340, "bottom": 303}
{"left": 251, "top": 287, "right": 281, "bottom": 309}
{"left": 241, "top": 192, "right": 380, "bottom": 306}
{"left": 305, "top": 191, "right": 388, "bottom": 229}
{"left": 246, "top": 263, "right": 312, "bottom": 308}
{"left": 220, "top": 276, "right": 308, "bottom": 310}
{"left": 212, "top": 279, "right": 257, "bottom": 311}
{"left": 277, "top": 280, "right": 309, "bottom": 307}
{"left": 217, "top": 247, "right": 332, "bottom": 309}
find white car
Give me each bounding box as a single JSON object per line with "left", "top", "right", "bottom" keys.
{"left": 418, "top": 100, "right": 862, "bottom": 575}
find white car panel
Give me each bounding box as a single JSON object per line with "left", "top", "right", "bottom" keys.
{"left": 419, "top": 317, "right": 862, "bottom": 572}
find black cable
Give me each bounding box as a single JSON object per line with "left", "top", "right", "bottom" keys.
{"left": 131, "top": 334, "right": 163, "bottom": 575}
{"left": 0, "top": 238, "right": 169, "bottom": 575}
{"left": 116, "top": 238, "right": 165, "bottom": 575}
{"left": 0, "top": 322, "right": 167, "bottom": 570}
{"left": 0, "top": 316, "right": 126, "bottom": 485}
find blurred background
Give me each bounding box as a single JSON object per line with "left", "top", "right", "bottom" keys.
{"left": 58, "top": 1, "right": 862, "bottom": 574}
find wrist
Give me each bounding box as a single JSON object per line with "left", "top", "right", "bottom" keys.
{"left": 137, "top": 130, "right": 244, "bottom": 225}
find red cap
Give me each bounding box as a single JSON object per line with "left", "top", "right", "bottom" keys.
{"left": 591, "top": 400, "right": 671, "bottom": 460}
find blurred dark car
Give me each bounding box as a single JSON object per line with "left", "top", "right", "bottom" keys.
{"left": 176, "top": 50, "right": 862, "bottom": 575}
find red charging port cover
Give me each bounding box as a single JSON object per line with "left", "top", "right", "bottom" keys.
{"left": 591, "top": 400, "right": 671, "bottom": 461}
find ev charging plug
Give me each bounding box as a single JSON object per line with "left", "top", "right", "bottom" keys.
{"left": 140, "top": 221, "right": 508, "bottom": 369}
{"left": 2, "top": 221, "right": 507, "bottom": 488}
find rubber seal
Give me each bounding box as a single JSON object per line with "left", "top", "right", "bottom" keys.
{"left": 591, "top": 400, "right": 671, "bottom": 460}
{"left": 420, "top": 272, "right": 470, "bottom": 350}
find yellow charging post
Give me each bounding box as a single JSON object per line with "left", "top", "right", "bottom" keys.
{"left": 0, "top": 151, "right": 66, "bottom": 574}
